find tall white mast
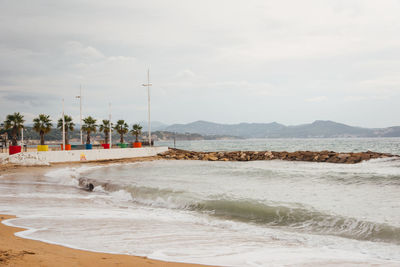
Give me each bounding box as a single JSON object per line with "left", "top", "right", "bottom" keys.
{"left": 76, "top": 86, "right": 83, "bottom": 144}
{"left": 21, "top": 127, "right": 23, "bottom": 149}
{"left": 142, "top": 69, "right": 152, "bottom": 146}
{"left": 62, "top": 98, "right": 65, "bottom": 150}
{"left": 109, "top": 102, "right": 112, "bottom": 148}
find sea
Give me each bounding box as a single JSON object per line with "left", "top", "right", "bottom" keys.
{"left": 1, "top": 138, "right": 400, "bottom": 266}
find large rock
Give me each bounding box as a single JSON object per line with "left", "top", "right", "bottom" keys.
{"left": 208, "top": 156, "right": 219, "bottom": 161}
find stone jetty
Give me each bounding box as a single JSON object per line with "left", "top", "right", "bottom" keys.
{"left": 158, "top": 148, "right": 397, "bottom": 164}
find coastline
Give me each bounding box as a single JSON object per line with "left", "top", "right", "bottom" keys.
{"left": 0, "top": 158, "right": 212, "bottom": 267}
{"left": 0, "top": 155, "right": 161, "bottom": 175}
{"left": 0, "top": 214, "right": 210, "bottom": 267}
{"left": 1, "top": 153, "right": 399, "bottom": 265}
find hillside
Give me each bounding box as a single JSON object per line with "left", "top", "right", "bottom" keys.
{"left": 163, "top": 120, "right": 286, "bottom": 138}
{"left": 0, "top": 127, "right": 239, "bottom": 143}
{"left": 2, "top": 120, "right": 400, "bottom": 142}
{"left": 163, "top": 120, "right": 400, "bottom": 138}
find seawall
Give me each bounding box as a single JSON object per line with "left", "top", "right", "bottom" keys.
{"left": 158, "top": 148, "right": 397, "bottom": 164}
{"left": 1, "top": 147, "right": 169, "bottom": 165}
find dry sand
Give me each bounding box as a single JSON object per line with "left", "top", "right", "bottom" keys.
{"left": 0, "top": 157, "right": 212, "bottom": 267}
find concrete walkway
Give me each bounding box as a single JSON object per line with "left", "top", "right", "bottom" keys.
{"left": 0, "top": 147, "right": 168, "bottom": 165}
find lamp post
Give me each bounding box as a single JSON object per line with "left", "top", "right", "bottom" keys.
{"left": 62, "top": 98, "right": 65, "bottom": 150}
{"left": 75, "top": 86, "right": 83, "bottom": 144}
{"left": 142, "top": 69, "right": 152, "bottom": 147}
{"left": 21, "top": 127, "right": 23, "bottom": 151}
{"left": 109, "top": 102, "right": 112, "bottom": 148}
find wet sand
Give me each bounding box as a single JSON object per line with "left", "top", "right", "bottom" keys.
{"left": 0, "top": 215, "right": 210, "bottom": 267}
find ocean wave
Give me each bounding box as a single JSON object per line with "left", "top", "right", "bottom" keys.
{"left": 45, "top": 165, "right": 116, "bottom": 187}
{"left": 79, "top": 177, "right": 400, "bottom": 245}
{"left": 191, "top": 199, "right": 400, "bottom": 244}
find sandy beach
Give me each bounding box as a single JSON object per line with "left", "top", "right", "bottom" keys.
{"left": 0, "top": 158, "right": 212, "bottom": 267}
{"left": 0, "top": 214, "right": 209, "bottom": 267}
{"left": 1, "top": 151, "right": 400, "bottom": 266}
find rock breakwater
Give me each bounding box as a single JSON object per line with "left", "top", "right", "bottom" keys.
{"left": 158, "top": 148, "right": 396, "bottom": 164}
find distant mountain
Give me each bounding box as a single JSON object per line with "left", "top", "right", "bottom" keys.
{"left": 279, "top": 120, "right": 372, "bottom": 138}
{"left": 372, "top": 126, "right": 400, "bottom": 137}
{"left": 163, "top": 120, "right": 400, "bottom": 138}
{"left": 4, "top": 120, "right": 400, "bottom": 142}
{"left": 164, "top": 120, "right": 286, "bottom": 138}
{"left": 152, "top": 131, "right": 241, "bottom": 141}
{"left": 139, "top": 121, "right": 169, "bottom": 131}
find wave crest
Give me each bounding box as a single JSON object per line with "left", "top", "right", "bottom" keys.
{"left": 79, "top": 177, "right": 400, "bottom": 244}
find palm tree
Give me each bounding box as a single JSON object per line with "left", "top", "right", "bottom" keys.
{"left": 81, "top": 116, "right": 97, "bottom": 144}
{"left": 4, "top": 112, "right": 25, "bottom": 146}
{"left": 57, "top": 115, "right": 75, "bottom": 145}
{"left": 33, "top": 114, "right": 52, "bottom": 145}
{"left": 114, "top": 120, "right": 128, "bottom": 143}
{"left": 99, "top": 120, "right": 113, "bottom": 144}
{"left": 131, "top": 124, "right": 143, "bottom": 142}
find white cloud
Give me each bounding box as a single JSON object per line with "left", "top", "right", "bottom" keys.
{"left": 175, "top": 70, "right": 197, "bottom": 80}
{"left": 64, "top": 41, "right": 105, "bottom": 60}
{"left": 305, "top": 96, "right": 328, "bottom": 103}
{"left": 1, "top": 0, "right": 400, "bottom": 127}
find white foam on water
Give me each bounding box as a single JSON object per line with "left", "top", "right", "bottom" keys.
{"left": 0, "top": 192, "right": 93, "bottom": 200}
{"left": 93, "top": 185, "right": 106, "bottom": 193}
{"left": 44, "top": 164, "right": 111, "bottom": 186}
{"left": 3, "top": 202, "right": 400, "bottom": 266}
{"left": 110, "top": 189, "right": 134, "bottom": 202}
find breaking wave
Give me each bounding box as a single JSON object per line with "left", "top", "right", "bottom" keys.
{"left": 191, "top": 199, "right": 400, "bottom": 244}
{"left": 78, "top": 177, "right": 400, "bottom": 245}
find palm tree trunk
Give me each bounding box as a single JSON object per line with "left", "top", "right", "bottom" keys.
{"left": 120, "top": 134, "right": 123, "bottom": 143}
{"left": 12, "top": 127, "right": 17, "bottom": 146}
{"left": 40, "top": 132, "right": 45, "bottom": 145}
{"left": 65, "top": 130, "right": 69, "bottom": 145}
{"left": 86, "top": 132, "right": 91, "bottom": 144}
{"left": 105, "top": 132, "right": 109, "bottom": 144}
{"left": 135, "top": 134, "right": 139, "bottom": 142}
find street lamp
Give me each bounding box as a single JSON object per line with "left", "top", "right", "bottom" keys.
{"left": 109, "top": 102, "right": 112, "bottom": 148}
{"left": 142, "top": 69, "right": 152, "bottom": 147}
{"left": 75, "top": 86, "right": 83, "bottom": 144}
{"left": 21, "top": 126, "right": 23, "bottom": 150}
{"left": 62, "top": 98, "right": 65, "bottom": 150}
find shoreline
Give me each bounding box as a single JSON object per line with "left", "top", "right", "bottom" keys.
{"left": 0, "top": 155, "right": 161, "bottom": 174}
{"left": 1, "top": 154, "right": 399, "bottom": 266}
{"left": 1, "top": 148, "right": 398, "bottom": 171}
{"left": 0, "top": 214, "right": 210, "bottom": 267}
{"left": 0, "top": 158, "right": 212, "bottom": 266}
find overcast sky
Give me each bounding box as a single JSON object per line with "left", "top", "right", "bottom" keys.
{"left": 1, "top": 0, "right": 400, "bottom": 128}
